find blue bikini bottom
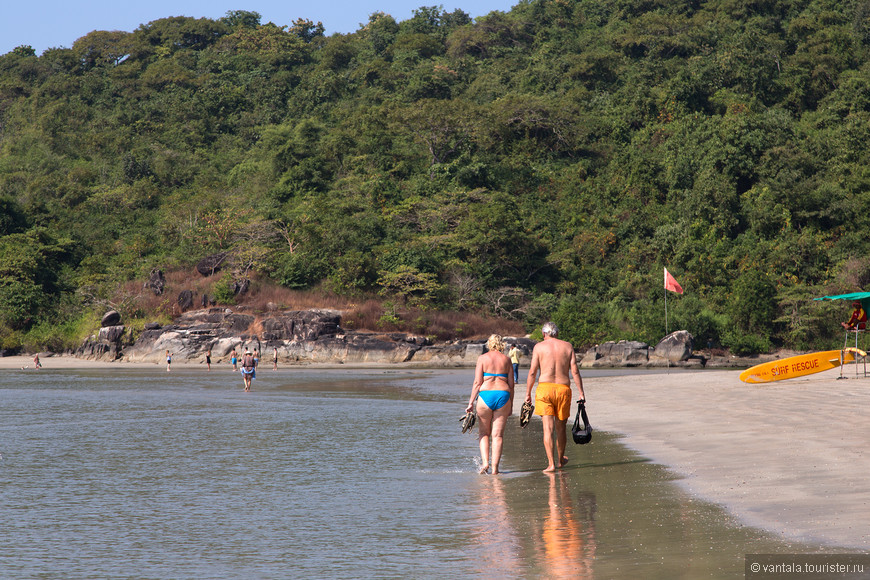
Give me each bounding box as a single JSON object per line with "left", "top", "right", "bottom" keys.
{"left": 478, "top": 390, "right": 510, "bottom": 411}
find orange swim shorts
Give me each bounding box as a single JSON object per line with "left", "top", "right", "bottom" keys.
{"left": 534, "top": 383, "right": 572, "bottom": 421}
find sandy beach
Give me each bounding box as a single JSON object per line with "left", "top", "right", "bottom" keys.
{"left": 582, "top": 366, "right": 870, "bottom": 549}
{"left": 5, "top": 355, "right": 870, "bottom": 549}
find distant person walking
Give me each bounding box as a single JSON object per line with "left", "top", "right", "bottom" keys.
{"left": 206, "top": 350, "right": 212, "bottom": 371}
{"left": 508, "top": 343, "right": 522, "bottom": 382}
{"left": 524, "top": 322, "right": 585, "bottom": 473}
{"left": 166, "top": 350, "right": 172, "bottom": 372}
{"left": 465, "top": 334, "right": 515, "bottom": 475}
{"left": 231, "top": 349, "right": 238, "bottom": 372}
{"left": 273, "top": 348, "right": 278, "bottom": 370}
{"left": 240, "top": 350, "right": 256, "bottom": 391}
{"left": 33, "top": 353, "right": 41, "bottom": 369}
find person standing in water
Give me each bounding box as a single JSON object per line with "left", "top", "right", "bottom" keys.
{"left": 273, "top": 347, "right": 278, "bottom": 370}
{"left": 240, "top": 349, "right": 256, "bottom": 391}
{"left": 524, "top": 322, "right": 585, "bottom": 473}
{"left": 230, "top": 349, "right": 238, "bottom": 372}
{"left": 206, "top": 350, "right": 212, "bottom": 371}
{"left": 166, "top": 350, "right": 172, "bottom": 372}
{"left": 465, "top": 334, "right": 514, "bottom": 475}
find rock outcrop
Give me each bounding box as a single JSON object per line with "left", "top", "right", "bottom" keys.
{"left": 75, "top": 307, "right": 707, "bottom": 369}
{"left": 579, "top": 340, "right": 650, "bottom": 367}
{"left": 118, "top": 307, "right": 451, "bottom": 365}
{"left": 580, "top": 331, "right": 706, "bottom": 368}
{"left": 76, "top": 309, "right": 132, "bottom": 361}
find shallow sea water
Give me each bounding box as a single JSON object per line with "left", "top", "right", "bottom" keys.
{"left": 0, "top": 366, "right": 829, "bottom": 578}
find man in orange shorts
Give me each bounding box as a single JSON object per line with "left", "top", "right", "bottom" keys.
{"left": 524, "top": 322, "right": 586, "bottom": 473}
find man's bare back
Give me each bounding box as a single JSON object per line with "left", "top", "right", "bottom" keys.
{"left": 525, "top": 335, "right": 584, "bottom": 399}
{"left": 531, "top": 337, "right": 580, "bottom": 386}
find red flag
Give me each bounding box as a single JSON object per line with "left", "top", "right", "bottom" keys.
{"left": 664, "top": 267, "right": 683, "bottom": 294}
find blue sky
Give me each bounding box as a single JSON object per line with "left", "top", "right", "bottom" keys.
{"left": 2, "top": 1, "right": 517, "bottom": 56}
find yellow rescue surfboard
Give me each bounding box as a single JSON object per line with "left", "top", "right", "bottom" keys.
{"left": 739, "top": 349, "right": 864, "bottom": 383}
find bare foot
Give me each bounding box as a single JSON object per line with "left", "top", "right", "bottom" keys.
{"left": 542, "top": 465, "right": 557, "bottom": 473}
{"left": 560, "top": 456, "right": 569, "bottom": 467}
{"left": 492, "top": 469, "right": 500, "bottom": 475}
{"left": 479, "top": 464, "right": 490, "bottom": 475}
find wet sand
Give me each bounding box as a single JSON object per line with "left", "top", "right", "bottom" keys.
{"left": 5, "top": 355, "right": 870, "bottom": 548}
{"left": 569, "top": 366, "right": 870, "bottom": 549}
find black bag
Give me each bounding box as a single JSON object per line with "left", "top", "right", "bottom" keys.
{"left": 572, "top": 399, "right": 592, "bottom": 444}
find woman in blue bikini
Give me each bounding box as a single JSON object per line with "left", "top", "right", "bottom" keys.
{"left": 465, "top": 334, "right": 515, "bottom": 474}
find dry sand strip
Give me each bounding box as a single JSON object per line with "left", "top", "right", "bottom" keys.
{"left": 578, "top": 367, "right": 870, "bottom": 549}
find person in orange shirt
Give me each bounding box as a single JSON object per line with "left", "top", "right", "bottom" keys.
{"left": 842, "top": 301, "right": 867, "bottom": 330}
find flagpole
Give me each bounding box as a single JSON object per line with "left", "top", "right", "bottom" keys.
{"left": 665, "top": 284, "right": 671, "bottom": 374}
{"left": 665, "top": 289, "right": 668, "bottom": 336}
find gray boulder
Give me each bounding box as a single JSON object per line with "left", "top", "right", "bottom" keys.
{"left": 232, "top": 278, "right": 250, "bottom": 296}
{"left": 464, "top": 343, "right": 485, "bottom": 359}
{"left": 99, "top": 325, "right": 126, "bottom": 343}
{"left": 196, "top": 252, "right": 227, "bottom": 277}
{"left": 101, "top": 310, "right": 121, "bottom": 327}
{"left": 580, "top": 340, "right": 650, "bottom": 367}
{"left": 76, "top": 325, "right": 130, "bottom": 361}
{"left": 144, "top": 269, "right": 165, "bottom": 295}
{"left": 178, "top": 290, "right": 195, "bottom": 311}
{"left": 650, "top": 330, "right": 695, "bottom": 363}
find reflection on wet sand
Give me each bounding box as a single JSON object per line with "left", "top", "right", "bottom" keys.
{"left": 471, "top": 476, "right": 522, "bottom": 575}
{"left": 537, "top": 472, "right": 597, "bottom": 579}
{"left": 469, "top": 470, "right": 598, "bottom": 578}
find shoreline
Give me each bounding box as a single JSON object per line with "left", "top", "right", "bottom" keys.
{"left": 5, "top": 356, "right": 869, "bottom": 548}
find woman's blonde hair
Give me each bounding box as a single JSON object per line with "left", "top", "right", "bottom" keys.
{"left": 486, "top": 334, "right": 506, "bottom": 353}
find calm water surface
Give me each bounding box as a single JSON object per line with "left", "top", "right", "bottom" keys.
{"left": 0, "top": 367, "right": 825, "bottom": 579}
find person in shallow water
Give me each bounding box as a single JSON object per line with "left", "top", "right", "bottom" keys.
{"left": 465, "top": 334, "right": 515, "bottom": 475}
{"left": 240, "top": 350, "right": 256, "bottom": 391}
{"left": 524, "top": 321, "right": 586, "bottom": 473}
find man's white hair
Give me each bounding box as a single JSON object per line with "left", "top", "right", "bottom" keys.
{"left": 542, "top": 321, "right": 558, "bottom": 337}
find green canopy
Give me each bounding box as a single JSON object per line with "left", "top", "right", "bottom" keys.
{"left": 814, "top": 292, "right": 870, "bottom": 311}
{"left": 814, "top": 292, "right": 870, "bottom": 302}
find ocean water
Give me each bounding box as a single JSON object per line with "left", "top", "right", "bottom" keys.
{"left": 0, "top": 366, "right": 822, "bottom": 579}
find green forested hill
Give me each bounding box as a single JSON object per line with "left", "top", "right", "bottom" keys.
{"left": 2, "top": 0, "right": 869, "bottom": 353}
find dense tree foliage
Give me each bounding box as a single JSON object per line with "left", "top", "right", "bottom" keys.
{"left": 3, "top": 0, "right": 870, "bottom": 352}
